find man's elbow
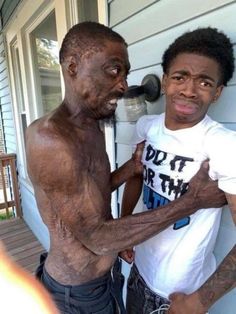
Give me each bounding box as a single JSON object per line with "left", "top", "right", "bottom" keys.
{"left": 81, "top": 231, "right": 115, "bottom": 256}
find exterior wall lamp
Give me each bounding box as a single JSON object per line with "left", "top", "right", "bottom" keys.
{"left": 123, "top": 74, "right": 161, "bottom": 122}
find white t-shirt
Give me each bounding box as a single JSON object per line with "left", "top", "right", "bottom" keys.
{"left": 132, "top": 113, "right": 236, "bottom": 298}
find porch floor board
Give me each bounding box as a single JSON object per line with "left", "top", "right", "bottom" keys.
{"left": 0, "top": 217, "right": 45, "bottom": 273}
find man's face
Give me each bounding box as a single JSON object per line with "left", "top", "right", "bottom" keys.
{"left": 162, "top": 53, "right": 223, "bottom": 130}
{"left": 75, "top": 40, "right": 130, "bottom": 120}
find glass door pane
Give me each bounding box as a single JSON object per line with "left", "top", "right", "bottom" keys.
{"left": 30, "top": 11, "right": 62, "bottom": 117}
{"left": 11, "top": 43, "right": 27, "bottom": 144}
{"left": 77, "top": 0, "right": 98, "bottom": 22}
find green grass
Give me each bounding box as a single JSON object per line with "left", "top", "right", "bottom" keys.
{"left": 0, "top": 212, "right": 14, "bottom": 220}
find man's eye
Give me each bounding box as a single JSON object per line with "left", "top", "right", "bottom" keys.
{"left": 110, "top": 67, "right": 120, "bottom": 75}
{"left": 171, "top": 76, "right": 184, "bottom": 81}
{"left": 200, "top": 81, "right": 212, "bottom": 87}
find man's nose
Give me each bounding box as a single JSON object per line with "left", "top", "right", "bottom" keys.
{"left": 117, "top": 77, "right": 128, "bottom": 93}
{"left": 180, "top": 79, "right": 197, "bottom": 98}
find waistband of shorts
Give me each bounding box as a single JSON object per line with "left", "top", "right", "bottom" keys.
{"left": 43, "top": 266, "right": 113, "bottom": 296}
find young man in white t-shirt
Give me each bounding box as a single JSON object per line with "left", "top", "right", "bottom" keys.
{"left": 121, "top": 27, "right": 236, "bottom": 314}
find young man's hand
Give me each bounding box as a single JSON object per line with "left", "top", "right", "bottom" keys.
{"left": 131, "top": 141, "right": 145, "bottom": 175}
{"left": 168, "top": 292, "right": 207, "bottom": 314}
{"left": 119, "top": 248, "right": 135, "bottom": 264}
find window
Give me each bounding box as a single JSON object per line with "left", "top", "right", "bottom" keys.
{"left": 30, "top": 10, "right": 62, "bottom": 117}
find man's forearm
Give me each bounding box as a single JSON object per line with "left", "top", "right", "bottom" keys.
{"left": 82, "top": 192, "right": 197, "bottom": 255}
{"left": 169, "top": 245, "right": 236, "bottom": 314}
{"left": 197, "top": 245, "right": 236, "bottom": 309}
{"left": 194, "top": 194, "right": 235, "bottom": 307}
{"left": 80, "top": 162, "right": 226, "bottom": 255}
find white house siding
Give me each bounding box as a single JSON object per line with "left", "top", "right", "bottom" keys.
{"left": 0, "top": 33, "right": 16, "bottom": 153}
{"left": 110, "top": 0, "right": 236, "bottom": 313}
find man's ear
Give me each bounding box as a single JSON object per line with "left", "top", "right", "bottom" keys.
{"left": 213, "top": 85, "right": 224, "bottom": 103}
{"left": 65, "top": 56, "right": 78, "bottom": 76}
{"left": 161, "top": 74, "right": 167, "bottom": 94}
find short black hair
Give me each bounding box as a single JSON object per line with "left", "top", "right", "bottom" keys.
{"left": 162, "top": 27, "right": 235, "bottom": 86}
{"left": 59, "top": 21, "right": 127, "bottom": 64}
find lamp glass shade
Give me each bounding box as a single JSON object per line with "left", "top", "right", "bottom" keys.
{"left": 124, "top": 94, "right": 147, "bottom": 122}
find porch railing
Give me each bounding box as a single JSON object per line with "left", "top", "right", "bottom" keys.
{"left": 0, "top": 153, "right": 22, "bottom": 219}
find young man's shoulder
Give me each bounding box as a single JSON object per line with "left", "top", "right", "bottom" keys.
{"left": 137, "top": 113, "right": 164, "bottom": 127}
{"left": 203, "top": 116, "right": 236, "bottom": 155}
{"left": 204, "top": 115, "right": 236, "bottom": 138}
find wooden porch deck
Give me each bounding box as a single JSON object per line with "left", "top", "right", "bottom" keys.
{"left": 0, "top": 217, "right": 46, "bottom": 274}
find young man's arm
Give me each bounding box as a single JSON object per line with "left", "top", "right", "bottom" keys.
{"left": 110, "top": 142, "right": 144, "bottom": 191}
{"left": 121, "top": 174, "right": 143, "bottom": 217}
{"left": 168, "top": 245, "right": 236, "bottom": 314}
{"left": 225, "top": 193, "right": 236, "bottom": 225}
{"left": 169, "top": 193, "right": 236, "bottom": 314}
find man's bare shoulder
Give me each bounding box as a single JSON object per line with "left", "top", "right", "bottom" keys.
{"left": 27, "top": 111, "right": 62, "bottom": 139}
{"left": 26, "top": 109, "right": 78, "bottom": 155}
{"left": 25, "top": 112, "right": 80, "bottom": 188}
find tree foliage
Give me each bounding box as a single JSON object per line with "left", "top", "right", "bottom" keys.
{"left": 36, "top": 38, "right": 59, "bottom": 70}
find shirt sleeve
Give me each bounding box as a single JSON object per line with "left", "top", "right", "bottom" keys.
{"left": 207, "top": 127, "right": 236, "bottom": 195}
{"left": 131, "top": 115, "right": 150, "bottom": 145}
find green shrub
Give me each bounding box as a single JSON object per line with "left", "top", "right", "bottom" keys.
{"left": 0, "top": 212, "right": 14, "bottom": 220}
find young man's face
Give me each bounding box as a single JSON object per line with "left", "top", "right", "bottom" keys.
{"left": 162, "top": 53, "right": 224, "bottom": 130}
{"left": 74, "top": 40, "right": 130, "bottom": 120}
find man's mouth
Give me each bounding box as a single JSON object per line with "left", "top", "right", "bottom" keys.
{"left": 107, "top": 98, "right": 118, "bottom": 110}
{"left": 174, "top": 102, "right": 198, "bottom": 115}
